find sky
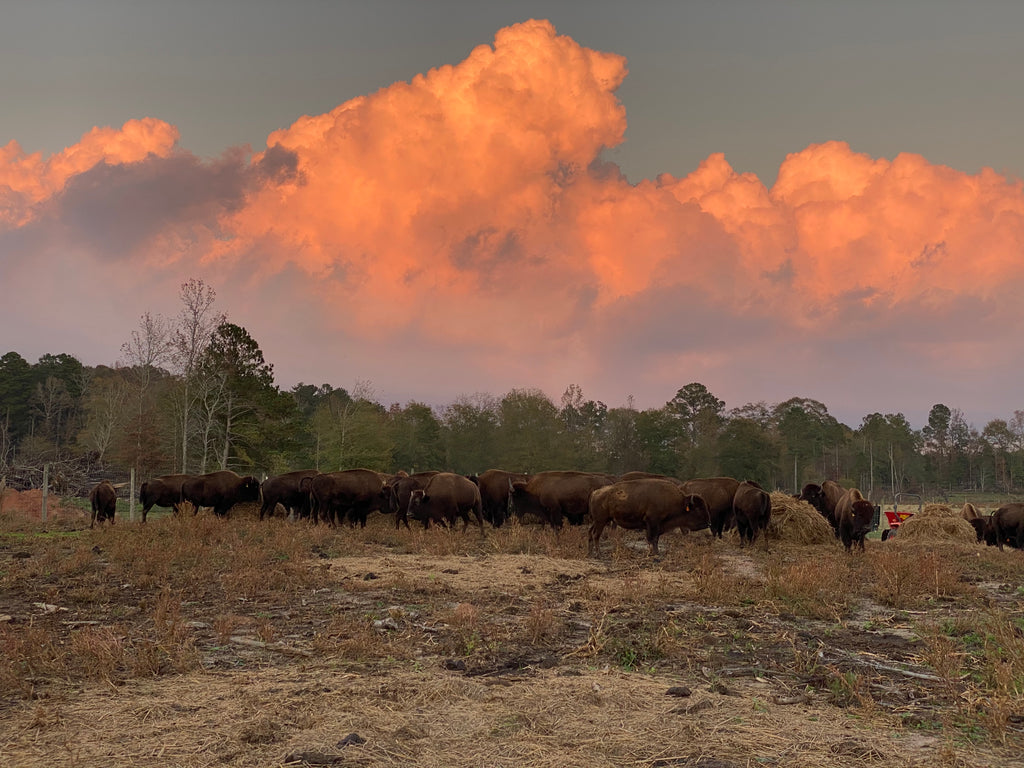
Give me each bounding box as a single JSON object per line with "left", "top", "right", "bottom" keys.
{"left": 3, "top": 1, "right": 1024, "bottom": 430}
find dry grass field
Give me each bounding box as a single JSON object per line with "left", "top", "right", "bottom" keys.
{"left": 1, "top": 489, "right": 1023, "bottom": 767}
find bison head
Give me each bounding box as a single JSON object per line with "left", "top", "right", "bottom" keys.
{"left": 797, "top": 483, "right": 826, "bottom": 515}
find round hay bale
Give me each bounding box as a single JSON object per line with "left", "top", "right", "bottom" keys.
{"left": 919, "top": 503, "right": 956, "bottom": 518}
{"left": 896, "top": 507, "right": 976, "bottom": 543}
{"left": 767, "top": 492, "right": 837, "bottom": 545}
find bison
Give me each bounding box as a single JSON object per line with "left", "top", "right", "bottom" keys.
{"left": 680, "top": 477, "right": 740, "bottom": 538}
{"left": 835, "top": 488, "right": 874, "bottom": 551}
{"left": 991, "top": 503, "right": 1024, "bottom": 550}
{"left": 733, "top": 480, "right": 771, "bottom": 546}
{"left": 476, "top": 469, "right": 531, "bottom": 527}
{"left": 139, "top": 474, "right": 194, "bottom": 522}
{"left": 797, "top": 480, "right": 845, "bottom": 536}
{"left": 181, "top": 470, "right": 261, "bottom": 518}
{"left": 510, "top": 471, "right": 616, "bottom": 529}
{"left": 587, "top": 478, "right": 710, "bottom": 557}
{"left": 308, "top": 469, "right": 389, "bottom": 527}
{"left": 407, "top": 472, "right": 485, "bottom": 533}
{"left": 617, "top": 471, "right": 684, "bottom": 485}
{"left": 89, "top": 480, "right": 117, "bottom": 528}
{"left": 960, "top": 502, "right": 982, "bottom": 521}
{"left": 969, "top": 515, "right": 993, "bottom": 544}
{"left": 388, "top": 471, "right": 439, "bottom": 529}
{"left": 260, "top": 470, "right": 319, "bottom": 520}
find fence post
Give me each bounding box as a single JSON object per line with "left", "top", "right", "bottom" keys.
{"left": 129, "top": 467, "right": 136, "bottom": 522}
{"left": 41, "top": 463, "right": 49, "bottom": 522}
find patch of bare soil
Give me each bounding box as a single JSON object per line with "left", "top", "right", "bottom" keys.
{"left": 1, "top": 509, "right": 1022, "bottom": 768}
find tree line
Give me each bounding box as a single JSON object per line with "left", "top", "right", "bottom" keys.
{"left": 3, "top": 279, "right": 1024, "bottom": 500}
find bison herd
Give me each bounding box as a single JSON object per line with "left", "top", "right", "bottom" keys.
{"left": 81, "top": 469, "right": 1024, "bottom": 556}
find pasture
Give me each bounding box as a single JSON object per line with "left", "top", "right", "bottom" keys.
{"left": 1, "top": 492, "right": 1023, "bottom": 767}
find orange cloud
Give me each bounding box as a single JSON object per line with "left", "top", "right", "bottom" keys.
{"left": 0, "top": 118, "right": 178, "bottom": 226}
{"left": 5, "top": 19, "right": 1024, "bottom": 422}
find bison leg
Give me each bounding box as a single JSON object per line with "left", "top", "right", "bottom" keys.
{"left": 587, "top": 520, "right": 608, "bottom": 556}
{"left": 644, "top": 526, "right": 662, "bottom": 557}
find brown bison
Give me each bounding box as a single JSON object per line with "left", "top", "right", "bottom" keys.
{"left": 991, "top": 503, "right": 1024, "bottom": 550}
{"left": 260, "top": 470, "right": 319, "bottom": 520}
{"left": 797, "top": 480, "right": 845, "bottom": 536}
{"left": 407, "top": 472, "right": 485, "bottom": 532}
{"left": 510, "top": 471, "right": 617, "bottom": 529}
{"left": 476, "top": 469, "right": 531, "bottom": 527}
{"left": 969, "top": 516, "right": 993, "bottom": 544}
{"left": 960, "top": 502, "right": 982, "bottom": 521}
{"left": 89, "top": 480, "right": 117, "bottom": 528}
{"left": 388, "top": 471, "right": 439, "bottom": 529}
{"left": 308, "top": 469, "right": 389, "bottom": 527}
{"left": 617, "top": 471, "right": 684, "bottom": 485}
{"left": 181, "top": 470, "right": 261, "bottom": 518}
{"left": 835, "top": 488, "right": 874, "bottom": 551}
{"left": 680, "top": 477, "right": 740, "bottom": 538}
{"left": 588, "top": 478, "right": 710, "bottom": 556}
{"left": 139, "top": 474, "right": 194, "bottom": 522}
{"left": 733, "top": 480, "right": 771, "bottom": 546}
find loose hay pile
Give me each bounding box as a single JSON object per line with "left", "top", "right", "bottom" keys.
{"left": 896, "top": 502, "right": 977, "bottom": 543}
{"left": 767, "top": 492, "right": 837, "bottom": 545}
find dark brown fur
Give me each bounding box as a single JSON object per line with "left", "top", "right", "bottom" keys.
{"left": 510, "top": 471, "right": 616, "bottom": 529}
{"left": 388, "top": 471, "right": 439, "bottom": 529}
{"left": 181, "top": 470, "right": 261, "bottom": 519}
{"left": 408, "top": 472, "right": 485, "bottom": 533}
{"left": 733, "top": 480, "right": 771, "bottom": 546}
{"left": 991, "top": 503, "right": 1024, "bottom": 550}
{"left": 836, "top": 488, "right": 873, "bottom": 551}
{"left": 308, "top": 469, "right": 389, "bottom": 527}
{"left": 139, "top": 474, "right": 193, "bottom": 522}
{"left": 476, "top": 469, "right": 531, "bottom": 527}
{"left": 89, "top": 480, "right": 117, "bottom": 528}
{"left": 681, "top": 477, "right": 740, "bottom": 538}
{"left": 260, "top": 469, "right": 319, "bottom": 520}
{"left": 588, "top": 478, "right": 710, "bottom": 556}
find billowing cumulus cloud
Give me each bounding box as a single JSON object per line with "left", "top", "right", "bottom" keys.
{"left": 3, "top": 19, "right": 1024, "bottom": 427}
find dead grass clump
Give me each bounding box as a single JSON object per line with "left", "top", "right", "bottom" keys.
{"left": 897, "top": 505, "right": 977, "bottom": 544}
{"left": 66, "top": 625, "right": 126, "bottom": 684}
{"left": 764, "top": 552, "right": 854, "bottom": 620}
{"left": 0, "top": 622, "right": 64, "bottom": 697}
{"left": 868, "top": 546, "right": 971, "bottom": 608}
{"left": 523, "top": 600, "right": 562, "bottom": 644}
{"left": 687, "top": 551, "right": 761, "bottom": 606}
{"left": 767, "top": 492, "right": 838, "bottom": 545}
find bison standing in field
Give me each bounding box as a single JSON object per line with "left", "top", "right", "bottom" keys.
{"left": 139, "top": 474, "right": 194, "bottom": 522}
{"left": 835, "top": 488, "right": 874, "bottom": 551}
{"left": 680, "top": 477, "right": 739, "bottom": 538}
{"left": 510, "top": 471, "right": 616, "bottom": 530}
{"left": 733, "top": 480, "right": 771, "bottom": 546}
{"left": 89, "top": 480, "right": 117, "bottom": 528}
{"left": 798, "top": 480, "right": 845, "bottom": 537}
{"left": 388, "top": 471, "right": 439, "bottom": 529}
{"left": 587, "top": 478, "right": 710, "bottom": 557}
{"left": 181, "top": 470, "right": 261, "bottom": 518}
{"left": 991, "top": 503, "right": 1024, "bottom": 550}
{"left": 260, "top": 469, "right": 319, "bottom": 520}
{"left": 476, "top": 469, "right": 531, "bottom": 527}
{"left": 407, "top": 472, "right": 485, "bottom": 533}
{"left": 308, "top": 469, "right": 389, "bottom": 527}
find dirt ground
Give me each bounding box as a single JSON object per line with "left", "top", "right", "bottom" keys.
{"left": 1, "top": 492, "right": 1023, "bottom": 767}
